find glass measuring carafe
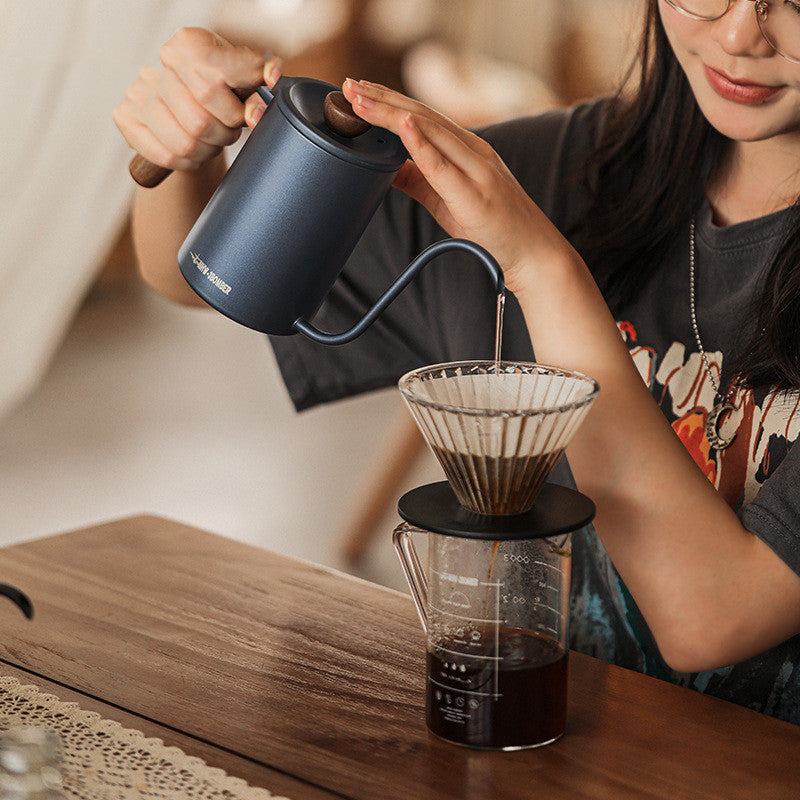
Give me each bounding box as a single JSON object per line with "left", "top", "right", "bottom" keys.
{"left": 393, "top": 360, "right": 598, "bottom": 749}
{"left": 394, "top": 481, "right": 594, "bottom": 750}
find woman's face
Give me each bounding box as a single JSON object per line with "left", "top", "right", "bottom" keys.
{"left": 658, "top": 0, "right": 800, "bottom": 142}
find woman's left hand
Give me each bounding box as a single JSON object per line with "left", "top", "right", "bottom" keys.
{"left": 341, "top": 79, "right": 577, "bottom": 295}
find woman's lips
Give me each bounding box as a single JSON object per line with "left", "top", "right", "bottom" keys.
{"left": 704, "top": 65, "right": 783, "bottom": 105}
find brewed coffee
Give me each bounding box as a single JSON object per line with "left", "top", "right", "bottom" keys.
{"left": 426, "top": 627, "right": 567, "bottom": 749}
{"left": 430, "top": 447, "right": 565, "bottom": 514}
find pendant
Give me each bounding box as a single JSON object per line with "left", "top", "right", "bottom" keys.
{"left": 706, "top": 400, "right": 738, "bottom": 451}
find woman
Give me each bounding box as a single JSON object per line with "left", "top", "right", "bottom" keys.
{"left": 114, "top": 0, "right": 800, "bottom": 723}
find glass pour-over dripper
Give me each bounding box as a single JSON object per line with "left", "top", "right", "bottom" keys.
{"left": 398, "top": 361, "right": 599, "bottom": 515}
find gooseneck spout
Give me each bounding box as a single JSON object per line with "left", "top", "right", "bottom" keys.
{"left": 292, "top": 239, "right": 504, "bottom": 346}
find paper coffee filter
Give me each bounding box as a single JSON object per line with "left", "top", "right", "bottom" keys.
{"left": 399, "top": 361, "right": 598, "bottom": 514}
{"left": 418, "top": 370, "right": 588, "bottom": 413}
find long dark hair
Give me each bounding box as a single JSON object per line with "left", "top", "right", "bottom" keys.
{"left": 581, "top": 0, "right": 800, "bottom": 394}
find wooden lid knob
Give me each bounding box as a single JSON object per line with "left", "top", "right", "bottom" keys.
{"left": 323, "top": 91, "right": 371, "bottom": 138}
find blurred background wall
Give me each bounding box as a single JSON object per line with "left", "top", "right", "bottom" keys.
{"left": 0, "top": 0, "right": 641, "bottom": 587}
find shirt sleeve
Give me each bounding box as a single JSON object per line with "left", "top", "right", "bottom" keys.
{"left": 740, "top": 441, "right": 800, "bottom": 577}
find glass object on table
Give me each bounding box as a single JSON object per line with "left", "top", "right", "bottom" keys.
{"left": 0, "top": 726, "right": 64, "bottom": 799}
{"left": 394, "top": 360, "right": 598, "bottom": 748}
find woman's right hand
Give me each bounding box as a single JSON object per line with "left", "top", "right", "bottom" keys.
{"left": 113, "top": 27, "right": 282, "bottom": 173}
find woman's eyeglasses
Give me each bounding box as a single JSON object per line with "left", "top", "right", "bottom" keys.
{"left": 664, "top": 0, "right": 800, "bottom": 63}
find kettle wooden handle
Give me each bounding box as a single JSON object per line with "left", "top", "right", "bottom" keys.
{"left": 128, "top": 85, "right": 263, "bottom": 188}
{"left": 129, "top": 154, "right": 172, "bottom": 188}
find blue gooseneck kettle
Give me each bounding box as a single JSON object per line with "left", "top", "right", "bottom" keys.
{"left": 134, "top": 76, "right": 504, "bottom": 345}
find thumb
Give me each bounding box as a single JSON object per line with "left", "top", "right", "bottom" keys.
{"left": 393, "top": 160, "right": 436, "bottom": 208}
{"left": 263, "top": 55, "right": 283, "bottom": 89}
{"left": 244, "top": 56, "right": 282, "bottom": 129}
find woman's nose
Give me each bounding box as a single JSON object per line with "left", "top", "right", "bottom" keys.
{"left": 712, "top": 1, "right": 774, "bottom": 58}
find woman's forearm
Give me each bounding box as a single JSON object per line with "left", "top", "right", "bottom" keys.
{"left": 514, "top": 252, "right": 800, "bottom": 672}
{"left": 131, "top": 154, "right": 227, "bottom": 306}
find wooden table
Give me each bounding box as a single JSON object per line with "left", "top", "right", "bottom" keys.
{"left": 0, "top": 515, "right": 796, "bottom": 799}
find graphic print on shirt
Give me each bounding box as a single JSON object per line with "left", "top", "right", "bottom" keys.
{"left": 604, "top": 319, "right": 800, "bottom": 726}
{"left": 618, "top": 321, "right": 800, "bottom": 510}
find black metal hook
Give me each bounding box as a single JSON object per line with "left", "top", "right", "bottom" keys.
{"left": 0, "top": 583, "right": 33, "bottom": 620}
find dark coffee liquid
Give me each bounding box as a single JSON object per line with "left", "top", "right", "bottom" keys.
{"left": 426, "top": 628, "right": 567, "bottom": 749}
{"left": 430, "top": 448, "right": 565, "bottom": 514}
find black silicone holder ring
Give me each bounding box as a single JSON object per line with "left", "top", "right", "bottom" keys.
{"left": 397, "top": 481, "right": 595, "bottom": 540}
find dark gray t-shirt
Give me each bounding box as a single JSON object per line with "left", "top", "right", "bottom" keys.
{"left": 270, "top": 99, "right": 800, "bottom": 724}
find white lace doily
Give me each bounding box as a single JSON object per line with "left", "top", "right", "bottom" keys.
{"left": 0, "top": 676, "right": 291, "bottom": 800}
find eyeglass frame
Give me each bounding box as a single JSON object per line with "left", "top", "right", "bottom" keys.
{"left": 663, "top": 0, "right": 800, "bottom": 64}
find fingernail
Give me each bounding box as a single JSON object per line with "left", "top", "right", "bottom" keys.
{"left": 403, "top": 112, "right": 414, "bottom": 128}
{"left": 266, "top": 57, "right": 282, "bottom": 85}
{"left": 345, "top": 77, "right": 361, "bottom": 93}
{"left": 355, "top": 94, "right": 374, "bottom": 109}
{"left": 246, "top": 101, "right": 267, "bottom": 127}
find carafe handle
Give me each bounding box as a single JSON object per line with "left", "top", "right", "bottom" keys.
{"left": 128, "top": 85, "right": 275, "bottom": 188}
{"left": 292, "top": 239, "right": 504, "bottom": 346}
{"left": 392, "top": 523, "right": 428, "bottom": 633}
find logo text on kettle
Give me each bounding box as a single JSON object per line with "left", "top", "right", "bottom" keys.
{"left": 190, "top": 251, "right": 233, "bottom": 296}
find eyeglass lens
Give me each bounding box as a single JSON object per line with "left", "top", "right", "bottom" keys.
{"left": 666, "top": 1, "right": 800, "bottom": 63}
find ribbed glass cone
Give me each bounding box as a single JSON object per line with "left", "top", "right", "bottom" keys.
{"left": 398, "top": 361, "right": 599, "bottom": 515}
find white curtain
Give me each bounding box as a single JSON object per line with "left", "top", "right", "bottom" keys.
{"left": 0, "top": 0, "right": 215, "bottom": 421}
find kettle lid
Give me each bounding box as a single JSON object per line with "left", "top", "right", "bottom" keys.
{"left": 273, "top": 76, "right": 407, "bottom": 172}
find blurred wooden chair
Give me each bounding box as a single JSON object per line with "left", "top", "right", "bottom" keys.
{"left": 338, "top": 410, "right": 426, "bottom": 565}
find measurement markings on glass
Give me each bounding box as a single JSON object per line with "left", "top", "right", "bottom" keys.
{"left": 433, "top": 644, "right": 502, "bottom": 661}
{"left": 428, "top": 568, "right": 505, "bottom": 700}
{"left": 494, "top": 580, "right": 500, "bottom": 697}
{"left": 428, "top": 604, "right": 498, "bottom": 624}
{"left": 428, "top": 677, "right": 502, "bottom": 699}
{"left": 431, "top": 568, "right": 498, "bottom": 586}
{"left": 535, "top": 604, "right": 562, "bottom": 617}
